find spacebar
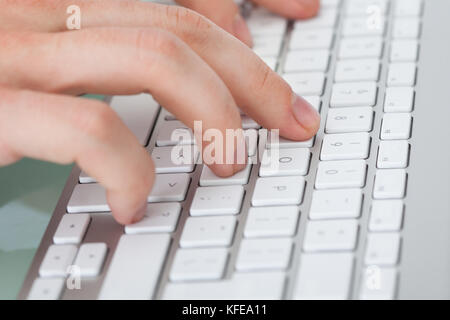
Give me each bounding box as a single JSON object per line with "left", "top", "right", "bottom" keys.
{"left": 98, "top": 234, "right": 170, "bottom": 300}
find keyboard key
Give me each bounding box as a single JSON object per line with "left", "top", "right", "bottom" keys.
{"left": 394, "top": 0, "right": 423, "bottom": 17}
{"left": 369, "top": 200, "right": 404, "bottom": 231}
{"left": 322, "top": 0, "right": 341, "bottom": 7}
{"left": 53, "top": 214, "right": 90, "bottom": 245}
{"left": 252, "top": 34, "right": 283, "bottom": 57}
{"left": 244, "top": 129, "right": 258, "bottom": 157}
{"left": 199, "top": 163, "right": 251, "bottom": 186}
{"left": 236, "top": 238, "right": 293, "bottom": 271}
{"left": 156, "top": 121, "right": 194, "bottom": 146}
{"left": 73, "top": 243, "right": 107, "bottom": 277}
{"left": 315, "top": 160, "right": 367, "bottom": 189}
{"left": 326, "top": 107, "right": 374, "bottom": 133}
{"left": 342, "top": 17, "right": 386, "bottom": 37}
{"left": 110, "top": 94, "right": 159, "bottom": 146}
{"left": 344, "top": 0, "right": 389, "bottom": 16}
{"left": 387, "top": 63, "right": 417, "bottom": 86}
{"left": 284, "top": 50, "right": 330, "bottom": 73}
{"left": 67, "top": 184, "right": 108, "bottom": 213}
{"left": 152, "top": 145, "right": 199, "bottom": 174}
{"left": 380, "top": 113, "right": 412, "bottom": 140}
{"left": 290, "top": 28, "right": 334, "bottom": 50}
{"left": 252, "top": 176, "right": 306, "bottom": 206}
{"left": 390, "top": 40, "right": 419, "bottom": 62}
{"left": 377, "top": 140, "right": 410, "bottom": 169}
{"left": 170, "top": 248, "right": 228, "bottom": 281}
{"left": 335, "top": 59, "right": 380, "bottom": 82}
{"left": 283, "top": 72, "right": 326, "bottom": 96}
{"left": 99, "top": 234, "right": 170, "bottom": 299}
{"left": 244, "top": 206, "right": 300, "bottom": 238}
{"left": 27, "top": 278, "right": 65, "bottom": 300}
{"left": 360, "top": 267, "right": 398, "bottom": 299}
{"left": 241, "top": 115, "right": 261, "bottom": 129}
{"left": 338, "top": 37, "right": 384, "bottom": 59}
{"left": 148, "top": 173, "right": 190, "bottom": 202}
{"left": 266, "top": 133, "right": 315, "bottom": 149}
{"left": 180, "top": 216, "right": 237, "bottom": 248}
{"left": 39, "top": 244, "right": 78, "bottom": 278}
{"left": 330, "top": 82, "right": 377, "bottom": 107}
{"left": 364, "top": 233, "right": 401, "bottom": 266}
{"left": 303, "top": 220, "right": 359, "bottom": 252}
{"left": 259, "top": 148, "right": 311, "bottom": 177}
{"left": 294, "top": 8, "right": 338, "bottom": 29}
{"left": 125, "top": 202, "right": 181, "bottom": 234}
{"left": 293, "top": 253, "right": 354, "bottom": 300}
{"left": 373, "top": 169, "right": 407, "bottom": 199}
{"left": 384, "top": 87, "right": 415, "bottom": 113}
{"left": 163, "top": 272, "right": 285, "bottom": 300}
{"left": 79, "top": 171, "right": 95, "bottom": 184}
{"left": 190, "top": 186, "right": 245, "bottom": 216}
{"left": 247, "top": 8, "right": 287, "bottom": 36}
{"left": 321, "top": 132, "right": 371, "bottom": 160}
{"left": 310, "top": 189, "right": 363, "bottom": 220}
{"left": 392, "top": 18, "right": 421, "bottom": 39}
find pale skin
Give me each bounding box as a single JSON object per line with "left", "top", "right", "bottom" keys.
{"left": 0, "top": 0, "right": 321, "bottom": 225}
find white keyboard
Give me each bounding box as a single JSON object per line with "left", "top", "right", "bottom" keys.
{"left": 24, "top": 0, "right": 424, "bottom": 300}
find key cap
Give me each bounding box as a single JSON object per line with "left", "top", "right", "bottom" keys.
{"left": 199, "top": 163, "right": 251, "bottom": 187}
{"left": 322, "top": 0, "right": 341, "bottom": 7}
{"left": 190, "top": 186, "right": 245, "bottom": 216}
{"left": 247, "top": 9, "right": 287, "bottom": 36}
{"left": 170, "top": 248, "right": 228, "bottom": 281}
{"left": 310, "top": 189, "right": 363, "bottom": 220}
{"left": 266, "top": 134, "right": 315, "bottom": 149}
{"left": 27, "top": 278, "right": 65, "bottom": 300}
{"left": 290, "top": 29, "right": 334, "bottom": 50}
{"left": 326, "top": 107, "right": 374, "bottom": 133}
{"left": 67, "top": 184, "right": 108, "bottom": 213}
{"left": 284, "top": 50, "right": 330, "bottom": 73}
{"left": 321, "top": 132, "right": 371, "bottom": 160}
{"left": 384, "top": 87, "right": 415, "bottom": 113}
{"left": 387, "top": 63, "right": 417, "bottom": 86}
{"left": 342, "top": 17, "right": 386, "bottom": 37}
{"left": 79, "top": 171, "right": 96, "bottom": 184}
{"left": 303, "top": 219, "right": 359, "bottom": 252}
{"left": 380, "top": 113, "right": 412, "bottom": 140}
{"left": 252, "top": 35, "right": 283, "bottom": 57}
{"left": 392, "top": 18, "right": 421, "bottom": 39}
{"left": 373, "top": 169, "right": 407, "bottom": 199}
{"left": 73, "top": 243, "right": 107, "bottom": 277}
{"left": 252, "top": 176, "right": 306, "bottom": 206}
{"left": 377, "top": 140, "right": 410, "bottom": 169}
{"left": 156, "top": 121, "right": 194, "bottom": 146}
{"left": 152, "top": 145, "right": 199, "bottom": 174}
{"left": 39, "top": 245, "right": 78, "bottom": 277}
{"left": 365, "top": 233, "right": 401, "bottom": 266}
{"left": 99, "top": 234, "right": 170, "bottom": 299}
{"left": 316, "top": 160, "right": 367, "bottom": 189}
{"left": 260, "top": 148, "right": 311, "bottom": 177}
{"left": 283, "top": 72, "right": 326, "bottom": 96}
{"left": 236, "top": 238, "right": 293, "bottom": 271}
{"left": 179, "top": 216, "right": 237, "bottom": 248}
{"left": 360, "top": 267, "right": 397, "bottom": 299}
{"left": 293, "top": 253, "right": 354, "bottom": 300}
{"left": 241, "top": 115, "right": 261, "bottom": 129}
{"left": 53, "top": 214, "right": 90, "bottom": 245}
{"left": 294, "top": 8, "right": 338, "bottom": 29}
{"left": 147, "top": 173, "right": 191, "bottom": 202}
{"left": 110, "top": 94, "right": 159, "bottom": 146}
{"left": 163, "top": 272, "right": 285, "bottom": 300}
{"left": 245, "top": 129, "right": 258, "bottom": 157}
{"left": 339, "top": 37, "right": 383, "bottom": 59}
{"left": 335, "top": 59, "right": 380, "bottom": 82}
{"left": 390, "top": 40, "right": 419, "bottom": 62}
{"left": 244, "top": 206, "right": 300, "bottom": 238}
{"left": 330, "top": 82, "right": 377, "bottom": 108}
{"left": 125, "top": 202, "right": 181, "bottom": 234}
{"left": 344, "top": 0, "right": 389, "bottom": 16}
{"left": 369, "top": 200, "right": 404, "bottom": 231}
{"left": 394, "top": 0, "right": 423, "bottom": 17}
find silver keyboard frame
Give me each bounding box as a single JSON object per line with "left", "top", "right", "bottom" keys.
{"left": 18, "top": 0, "right": 450, "bottom": 300}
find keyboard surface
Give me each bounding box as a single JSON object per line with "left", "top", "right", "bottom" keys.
{"left": 22, "top": 0, "right": 427, "bottom": 300}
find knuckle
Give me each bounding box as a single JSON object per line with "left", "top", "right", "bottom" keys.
{"left": 166, "top": 6, "right": 212, "bottom": 45}
{"left": 76, "top": 101, "right": 117, "bottom": 142}
{"left": 134, "top": 28, "right": 182, "bottom": 61}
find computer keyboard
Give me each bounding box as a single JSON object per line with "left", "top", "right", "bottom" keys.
{"left": 23, "top": 0, "right": 424, "bottom": 300}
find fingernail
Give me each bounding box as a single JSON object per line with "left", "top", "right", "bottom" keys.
{"left": 233, "top": 13, "right": 253, "bottom": 47}
{"left": 291, "top": 94, "right": 321, "bottom": 130}
{"left": 131, "top": 201, "right": 148, "bottom": 224}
